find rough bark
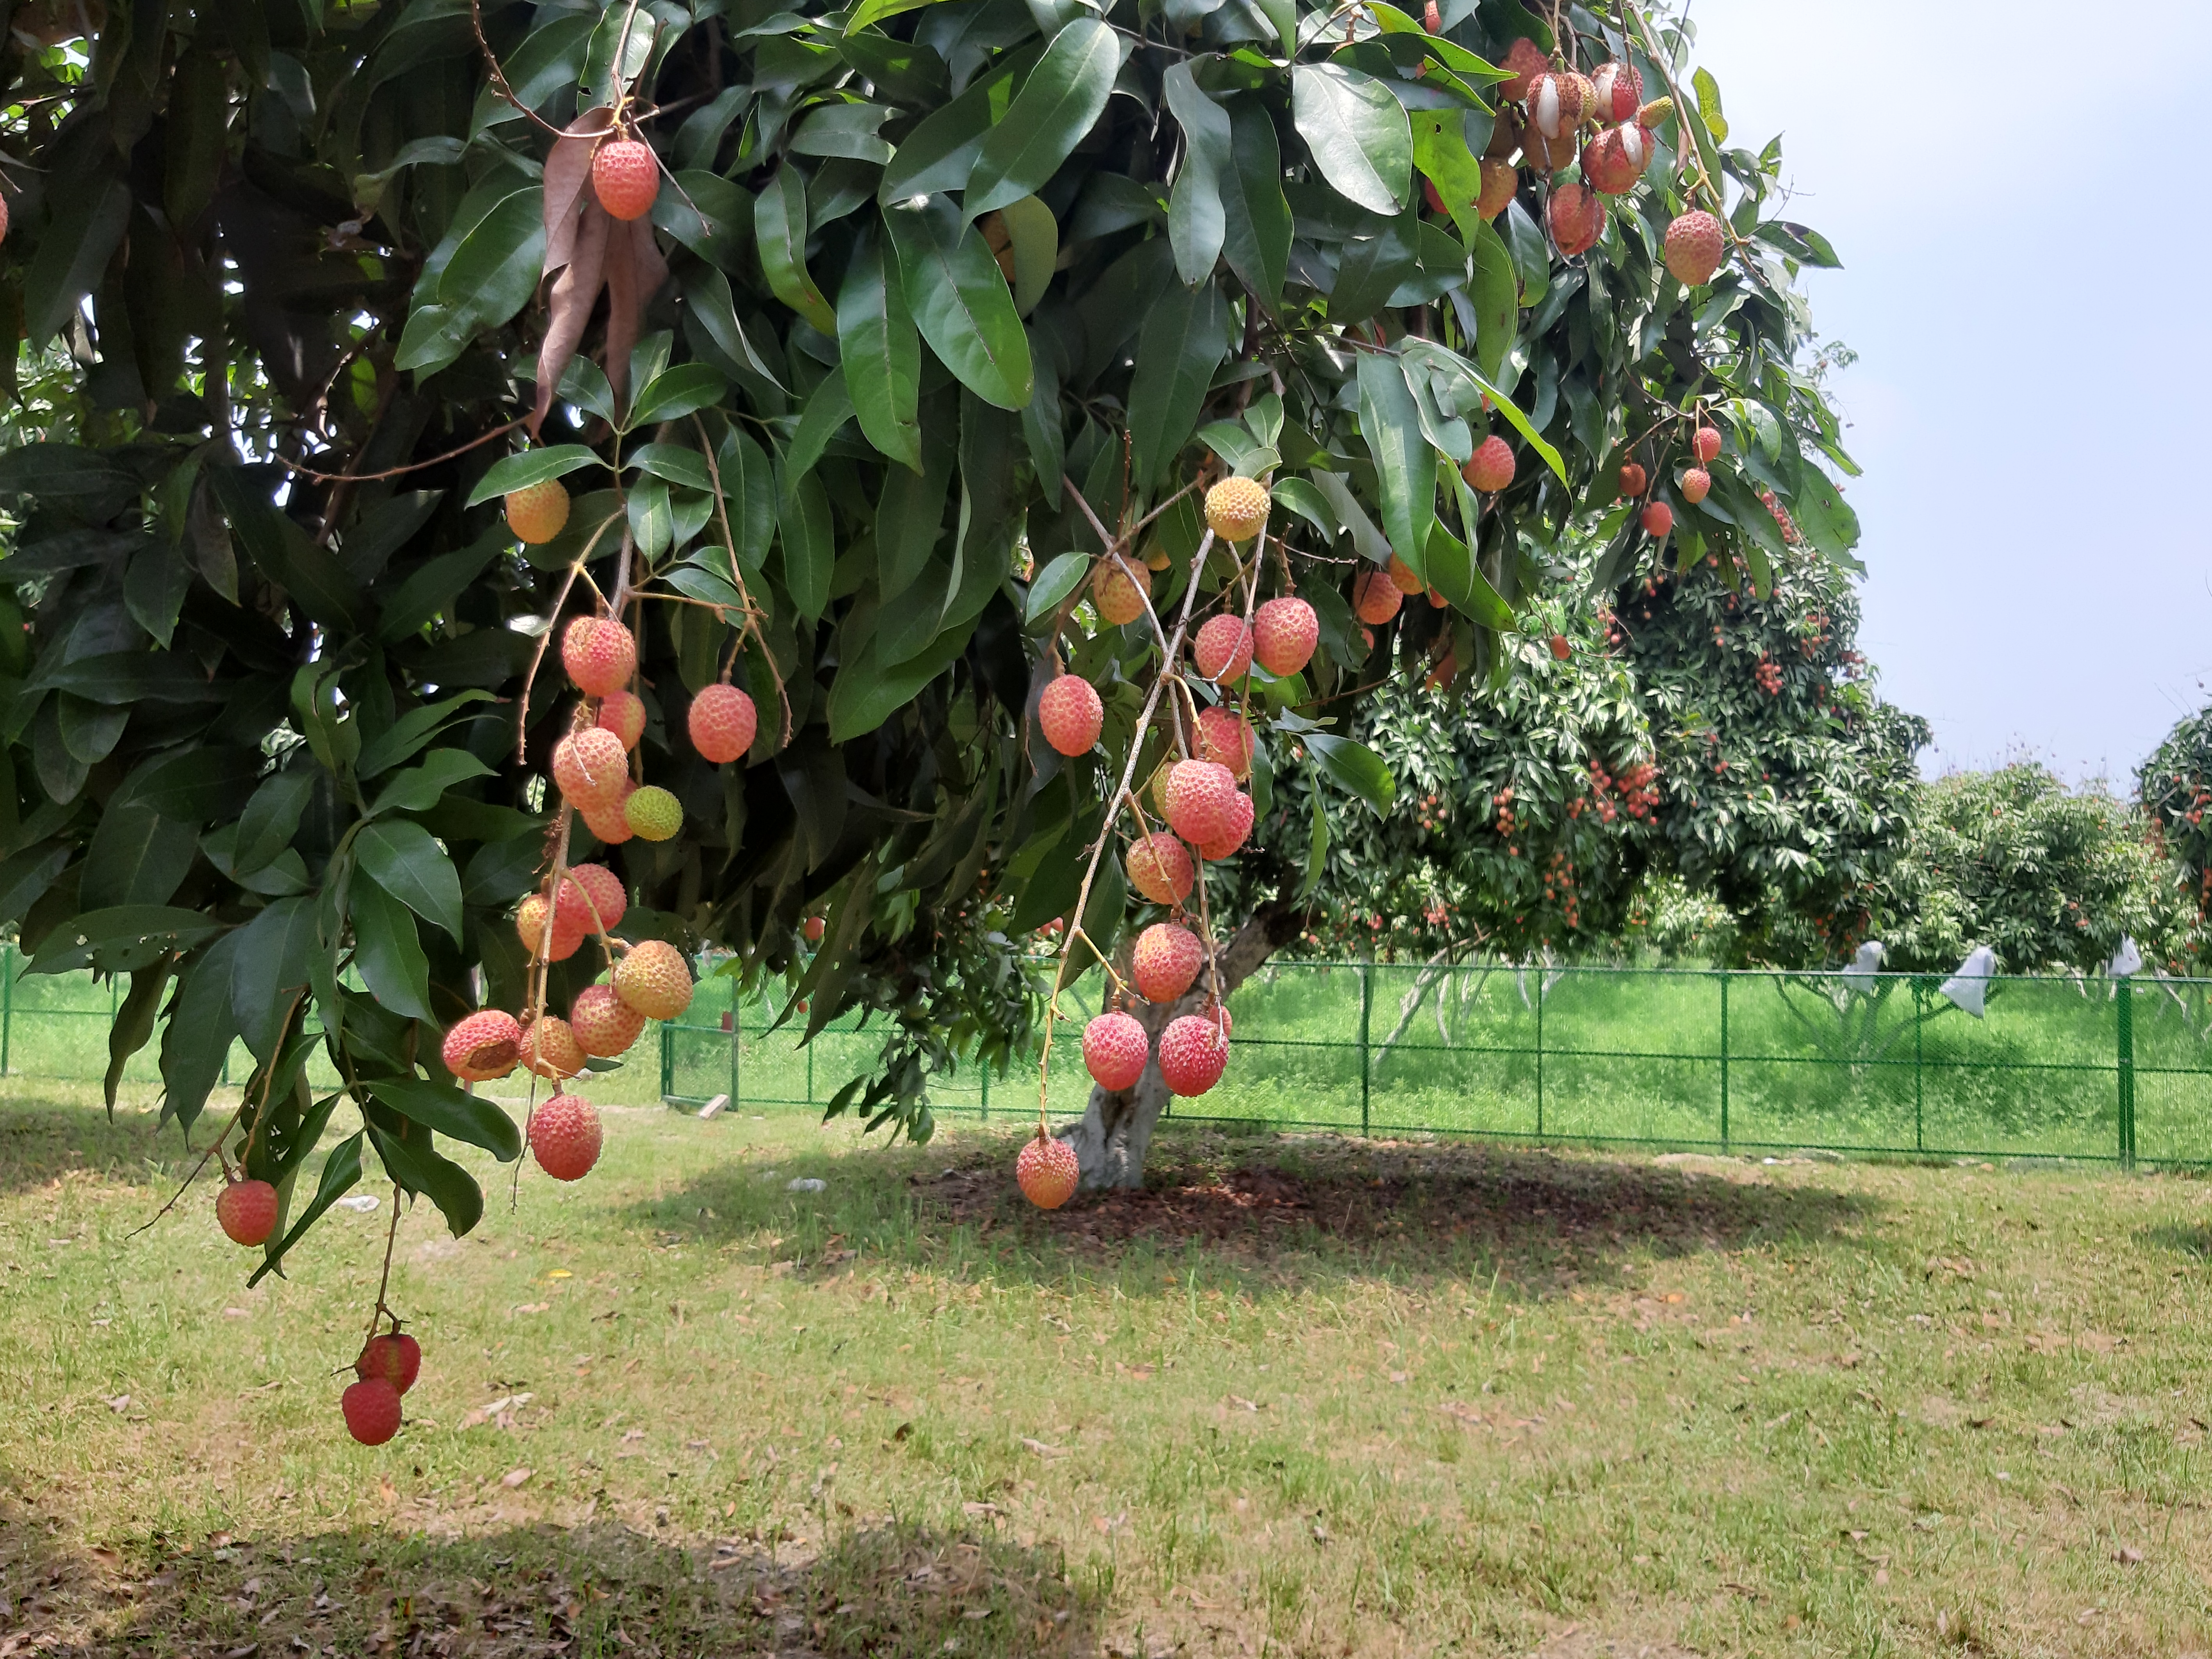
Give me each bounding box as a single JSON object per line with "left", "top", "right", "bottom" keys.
{"left": 1058, "top": 899, "right": 1304, "bottom": 1189}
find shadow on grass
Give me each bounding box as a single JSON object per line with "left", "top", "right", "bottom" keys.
{"left": 645, "top": 1119, "right": 1879, "bottom": 1299}
{"left": 0, "top": 1094, "right": 180, "bottom": 1197}
{"left": 2138, "top": 1222, "right": 2212, "bottom": 1261}
{"left": 2, "top": 1502, "right": 1097, "bottom": 1658}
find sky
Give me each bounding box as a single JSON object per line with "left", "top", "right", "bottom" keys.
{"left": 1682, "top": 0, "right": 2212, "bottom": 788}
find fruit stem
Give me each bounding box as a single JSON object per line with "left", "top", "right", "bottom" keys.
{"left": 469, "top": 0, "right": 569, "bottom": 138}
{"left": 364, "top": 1181, "right": 403, "bottom": 1348}
{"left": 694, "top": 414, "right": 789, "bottom": 747}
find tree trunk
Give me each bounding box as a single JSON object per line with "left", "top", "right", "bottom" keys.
{"left": 1058, "top": 900, "right": 1304, "bottom": 1190}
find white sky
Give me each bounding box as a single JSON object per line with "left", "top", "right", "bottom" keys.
{"left": 1683, "top": 0, "right": 2212, "bottom": 787}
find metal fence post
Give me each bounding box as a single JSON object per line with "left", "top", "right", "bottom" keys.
{"left": 659, "top": 1021, "right": 673, "bottom": 1099}
{"left": 1718, "top": 972, "right": 1729, "bottom": 1150}
{"left": 1358, "top": 961, "right": 1372, "bottom": 1136}
{"left": 1534, "top": 967, "right": 1545, "bottom": 1140}
{"left": 2117, "top": 977, "right": 2135, "bottom": 1170}
{"left": 1913, "top": 978, "right": 1926, "bottom": 1153}
{"left": 1, "top": 942, "right": 12, "bottom": 1076}
{"left": 806, "top": 1029, "right": 815, "bottom": 1107}
{"left": 729, "top": 997, "right": 741, "bottom": 1112}
{"left": 980, "top": 1063, "right": 990, "bottom": 1122}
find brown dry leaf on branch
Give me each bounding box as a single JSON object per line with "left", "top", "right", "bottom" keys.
{"left": 532, "top": 107, "right": 667, "bottom": 436}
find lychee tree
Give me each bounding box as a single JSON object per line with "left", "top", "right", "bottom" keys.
{"left": 0, "top": 0, "right": 1859, "bottom": 1417}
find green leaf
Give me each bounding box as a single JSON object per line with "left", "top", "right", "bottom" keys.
{"left": 465, "top": 446, "right": 601, "bottom": 507}
{"left": 682, "top": 266, "right": 785, "bottom": 391}
{"left": 354, "top": 820, "right": 465, "bottom": 944}
{"left": 1024, "top": 551, "right": 1090, "bottom": 624}
{"left": 778, "top": 464, "right": 835, "bottom": 622}
{"left": 585, "top": 4, "right": 657, "bottom": 105}
{"left": 427, "top": 186, "right": 546, "bottom": 345}
{"left": 355, "top": 690, "right": 498, "bottom": 778}
{"left": 754, "top": 165, "right": 839, "bottom": 336}
{"left": 246, "top": 1131, "right": 362, "bottom": 1289}
{"left": 233, "top": 768, "right": 313, "bottom": 874}
{"left": 1466, "top": 217, "right": 1518, "bottom": 380}
{"left": 348, "top": 872, "right": 435, "bottom": 1022}
{"left": 1221, "top": 98, "right": 1292, "bottom": 311}
{"left": 25, "top": 178, "right": 130, "bottom": 347}
{"left": 786, "top": 366, "right": 855, "bottom": 482}
{"left": 1127, "top": 280, "right": 1229, "bottom": 489}
{"left": 1292, "top": 64, "right": 1412, "bottom": 217}
{"left": 367, "top": 1123, "right": 485, "bottom": 1239}
{"left": 1692, "top": 66, "right": 1729, "bottom": 143}
{"left": 228, "top": 897, "right": 317, "bottom": 1057}
{"left": 836, "top": 230, "right": 923, "bottom": 471}
{"left": 885, "top": 195, "right": 1033, "bottom": 412}
{"left": 715, "top": 425, "right": 780, "bottom": 573}
{"left": 626, "top": 442, "right": 715, "bottom": 493}
{"left": 826, "top": 622, "right": 974, "bottom": 742}
{"left": 999, "top": 194, "right": 1057, "bottom": 315}
{"left": 372, "top": 1073, "right": 523, "bottom": 1161}
{"left": 791, "top": 99, "right": 896, "bottom": 164}
{"left": 80, "top": 802, "right": 198, "bottom": 910}
{"left": 877, "top": 406, "right": 956, "bottom": 601}
{"left": 104, "top": 957, "right": 173, "bottom": 1111}
{"left": 1789, "top": 467, "right": 1861, "bottom": 561}
{"left": 1357, "top": 350, "right": 1437, "bottom": 577}
{"left": 375, "top": 533, "right": 505, "bottom": 643}
{"left": 1298, "top": 784, "right": 1332, "bottom": 899}
{"left": 462, "top": 833, "right": 547, "bottom": 907}
{"left": 965, "top": 19, "right": 1120, "bottom": 220}
{"left": 366, "top": 747, "right": 493, "bottom": 818}
{"left": 627, "top": 363, "right": 729, "bottom": 430}
{"left": 159, "top": 929, "right": 243, "bottom": 1138}
{"left": 1305, "top": 733, "right": 1395, "bottom": 817}
{"left": 878, "top": 56, "right": 1024, "bottom": 203}
{"left": 1162, "top": 62, "right": 1229, "bottom": 287}
{"left": 125, "top": 745, "right": 266, "bottom": 822}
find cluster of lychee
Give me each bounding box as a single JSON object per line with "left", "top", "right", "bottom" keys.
{"left": 341, "top": 1327, "right": 423, "bottom": 1447}
{"left": 1619, "top": 420, "right": 1723, "bottom": 542}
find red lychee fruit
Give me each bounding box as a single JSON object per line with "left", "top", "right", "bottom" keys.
{"left": 1426, "top": 588, "right": 1448, "bottom": 609}
{"left": 517, "top": 893, "right": 587, "bottom": 962}
{"left": 591, "top": 138, "right": 659, "bottom": 221}
{"left": 596, "top": 689, "right": 646, "bottom": 751}
{"left": 1192, "top": 615, "right": 1254, "bottom": 683}
{"left": 1581, "top": 122, "right": 1653, "bottom": 195}
{"left": 1015, "top": 1129, "right": 1079, "bottom": 1209}
{"left": 555, "top": 862, "right": 627, "bottom": 934}
{"left": 552, "top": 726, "right": 630, "bottom": 810}
{"left": 1092, "top": 555, "right": 1151, "bottom": 626}
{"left": 1463, "top": 435, "right": 1515, "bottom": 494}
{"left": 1500, "top": 37, "right": 1550, "bottom": 101}
{"left": 1591, "top": 61, "right": 1643, "bottom": 123}
{"left": 519, "top": 1015, "right": 587, "bottom": 1080}
{"left": 1692, "top": 425, "right": 1723, "bottom": 464}
{"left": 1476, "top": 158, "right": 1516, "bottom": 220}
{"left": 1082, "top": 1011, "right": 1150, "bottom": 1091}
{"left": 803, "top": 915, "right": 826, "bottom": 942}
{"left": 528, "top": 1093, "right": 603, "bottom": 1182}
{"left": 1126, "top": 833, "right": 1195, "bottom": 906}
{"left": 505, "top": 480, "right": 570, "bottom": 546}
{"left": 1525, "top": 71, "right": 1585, "bottom": 139}
{"left": 441, "top": 1009, "right": 523, "bottom": 1083}
{"left": 1550, "top": 633, "right": 1572, "bottom": 661}
{"left": 1520, "top": 120, "right": 1577, "bottom": 173}
{"left": 1386, "top": 554, "right": 1424, "bottom": 597}
{"left": 1156, "top": 1015, "right": 1229, "bottom": 1097}
{"left": 1354, "top": 569, "right": 1403, "bottom": 625}
{"left": 1642, "top": 502, "right": 1674, "bottom": 537}
{"left": 216, "top": 1178, "right": 278, "bottom": 1247}
{"left": 614, "top": 938, "right": 693, "bottom": 1021}
{"left": 356, "top": 1332, "right": 423, "bottom": 1395}
{"left": 1422, "top": 176, "right": 1449, "bottom": 217}
{"left": 1195, "top": 788, "right": 1254, "bottom": 862}
{"left": 1618, "top": 462, "right": 1648, "bottom": 497}
{"left": 1663, "top": 210, "right": 1725, "bottom": 285}
{"left": 342, "top": 1377, "right": 403, "bottom": 1446}
{"left": 1548, "top": 183, "right": 1605, "bottom": 257}
{"left": 1679, "top": 467, "right": 1711, "bottom": 504}
{"left": 1133, "top": 922, "right": 1204, "bottom": 1003}
{"left": 570, "top": 984, "right": 648, "bottom": 1058}
{"left": 1037, "top": 673, "right": 1104, "bottom": 756}
{"left": 562, "top": 616, "right": 637, "bottom": 698}
{"left": 1485, "top": 109, "right": 1524, "bottom": 161}
{"left": 582, "top": 792, "right": 634, "bottom": 846}
{"left": 1422, "top": 0, "right": 1441, "bottom": 32}
{"left": 1197, "top": 705, "right": 1254, "bottom": 780}
{"left": 1253, "top": 597, "right": 1318, "bottom": 676}
{"left": 1163, "top": 759, "right": 1240, "bottom": 846}
{"left": 688, "top": 683, "right": 757, "bottom": 764}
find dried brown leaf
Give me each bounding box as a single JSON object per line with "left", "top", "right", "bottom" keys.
{"left": 544, "top": 105, "right": 618, "bottom": 278}
{"left": 602, "top": 214, "right": 669, "bottom": 411}
{"left": 532, "top": 204, "right": 610, "bottom": 437}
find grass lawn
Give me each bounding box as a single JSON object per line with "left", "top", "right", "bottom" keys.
{"left": 6, "top": 1080, "right": 2212, "bottom": 1656}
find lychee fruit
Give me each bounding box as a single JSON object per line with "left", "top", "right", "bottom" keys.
{"left": 1663, "top": 210, "right": 1725, "bottom": 285}
{"left": 1619, "top": 461, "right": 1648, "bottom": 496}
{"left": 1549, "top": 633, "right": 1571, "bottom": 661}
{"left": 1548, "top": 183, "right": 1605, "bottom": 257}
{"left": 1580, "top": 122, "right": 1652, "bottom": 195}
{"left": 1679, "top": 467, "right": 1711, "bottom": 504}
{"left": 1426, "top": 587, "right": 1448, "bottom": 609}
{"left": 1195, "top": 788, "right": 1254, "bottom": 861}
{"left": 519, "top": 1015, "right": 587, "bottom": 1080}
{"left": 1642, "top": 502, "right": 1674, "bottom": 537}
{"left": 1692, "top": 424, "right": 1723, "bottom": 464}
{"left": 215, "top": 1178, "right": 278, "bottom": 1247}
{"left": 1500, "top": 37, "right": 1549, "bottom": 101}
{"left": 1204, "top": 476, "right": 1270, "bottom": 544}
{"left": 582, "top": 796, "right": 634, "bottom": 846}
{"left": 570, "top": 983, "right": 648, "bottom": 1057}
{"left": 555, "top": 862, "right": 627, "bottom": 934}
{"left": 591, "top": 137, "right": 659, "bottom": 221}
{"left": 1353, "top": 569, "right": 1403, "bottom": 626}
{"left": 517, "top": 893, "right": 587, "bottom": 962}
{"left": 1196, "top": 705, "right": 1254, "bottom": 779}
{"left": 552, "top": 726, "right": 630, "bottom": 810}
{"left": 1520, "top": 120, "right": 1578, "bottom": 174}
{"left": 1126, "top": 833, "right": 1195, "bottom": 906}
{"left": 1484, "top": 109, "right": 1524, "bottom": 161}
{"left": 528, "top": 1092, "right": 603, "bottom": 1181}
{"left": 1082, "top": 1011, "right": 1150, "bottom": 1091}
{"left": 562, "top": 616, "right": 636, "bottom": 697}
{"left": 1476, "top": 158, "right": 1517, "bottom": 220}
{"left": 1156, "top": 1015, "right": 1228, "bottom": 1097}
{"left": 1422, "top": 0, "right": 1441, "bottom": 32}
{"left": 803, "top": 915, "right": 827, "bottom": 942}
{"left": 1037, "top": 673, "right": 1104, "bottom": 756}
{"left": 356, "top": 1332, "right": 422, "bottom": 1395}
{"left": 1163, "top": 759, "right": 1240, "bottom": 846}
{"left": 1092, "top": 554, "right": 1151, "bottom": 626}
{"left": 1591, "top": 61, "right": 1643, "bottom": 123}
{"left": 1015, "top": 1128, "right": 1080, "bottom": 1209}
{"left": 1193, "top": 616, "right": 1254, "bottom": 683}
{"left": 597, "top": 689, "right": 646, "bottom": 750}
{"left": 1386, "top": 553, "right": 1425, "bottom": 596}
{"left": 1525, "top": 71, "right": 1585, "bottom": 139}
{"left": 688, "top": 683, "right": 757, "bottom": 763}
{"left": 341, "top": 1377, "right": 403, "bottom": 1446}
{"left": 441, "top": 1009, "right": 523, "bottom": 1083}
{"left": 1463, "top": 435, "right": 1515, "bottom": 493}
{"left": 624, "top": 784, "right": 682, "bottom": 842}
{"left": 614, "top": 938, "right": 693, "bottom": 1020}
{"left": 1252, "top": 597, "right": 1318, "bottom": 676}
{"left": 505, "top": 479, "right": 570, "bottom": 546}
{"left": 1133, "top": 922, "right": 1204, "bottom": 1003}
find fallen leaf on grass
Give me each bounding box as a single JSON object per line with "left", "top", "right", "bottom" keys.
{"left": 501, "top": 1468, "right": 533, "bottom": 1489}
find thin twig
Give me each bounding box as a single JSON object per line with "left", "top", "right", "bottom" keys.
{"left": 276, "top": 419, "right": 525, "bottom": 485}
{"left": 364, "top": 1182, "right": 404, "bottom": 1347}
{"left": 471, "top": 0, "right": 569, "bottom": 137}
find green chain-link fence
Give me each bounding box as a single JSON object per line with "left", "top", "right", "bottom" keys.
{"left": 663, "top": 960, "right": 2212, "bottom": 1167}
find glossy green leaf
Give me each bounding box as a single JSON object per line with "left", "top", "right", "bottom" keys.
{"left": 228, "top": 897, "right": 318, "bottom": 1057}
{"left": 1163, "top": 62, "right": 1229, "bottom": 287}
{"left": 836, "top": 230, "right": 923, "bottom": 471}
{"left": 791, "top": 99, "right": 897, "bottom": 164}
{"left": 366, "top": 1123, "right": 485, "bottom": 1239}
{"left": 1221, "top": 98, "right": 1292, "bottom": 311}
{"left": 786, "top": 366, "right": 856, "bottom": 482}
{"left": 1024, "top": 551, "right": 1089, "bottom": 624}
{"left": 965, "top": 20, "right": 1119, "bottom": 220}
{"left": 354, "top": 819, "right": 465, "bottom": 944}
{"left": 366, "top": 748, "right": 493, "bottom": 819}
{"left": 1127, "top": 280, "right": 1229, "bottom": 489}
{"left": 25, "top": 178, "right": 129, "bottom": 347}
{"left": 354, "top": 690, "right": 498, "bottom": 778}
{"left": 348, "top": 871, "right": 435, "bottom": 1021}
{"left": 779, "top": 464, "right": 835, "bottom": 621}
{"left": 246, "top": 1132, "right": 362, "bottom": 1288}
{"left": 716, "top": 425, "right": 780, "bottom": 573}
{"left": 628, "top": 363, "right": 729, "bottom": 429}
{"left": 1357, "top": 349, "right": 1437, "bottom": 577}
{"left": 1305, "top": 732, "right": 1396, "bottom": 817}
{"left": 1298, "top": 784, "right": 1331, "bottom": 899}
{"left": 885, "top": 195, "right": 1033, "bottom": 411}
{"left": 754, "top": 165, "right": 839, "bottom": 336}
{"left": 466, "top": 446, "right": 601, "bottom": 507}
{"left": 1292, "top": 64, "right": 1411, "bottom": 217}
{"left": 1693, "top": 66, "right": 1729, "bottom": 142}
{"left": 370, "top": 1074, "right": 522, "bottom": 1161}
{"left": 627, "top": 442, "right": 715, "bottom": 492}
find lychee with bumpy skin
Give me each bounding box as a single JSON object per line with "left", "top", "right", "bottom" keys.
{"left": 1133, "top": 923, "right": 1204, "bottom": 1003}
{"left": 505, "top": 479, "right": 570, "bottom": 545}
{"left": 1252, "top": 597, "right": 1318, "bottom": 676}
{"left": 569, "top": 984, "right": 647, "bottom": 1058}
{"left": 556, "top": 862, "right": 627, "bottom": 934}
{"left": 216, "top": 1178, "right": 278, "bottom": 1247}
{"left": 529, "top": 1093, "right": 602, "bottom": 1182}
{"left": 517, "top": 893, "right": 586, "bottom": 962}
{"left": 1591, "top": 61, "right": 1643, "bottom": 123}
{"left": 591, "top": 138, "right": 659, "bottom": 220}
{"left": 1525, "top": 71, "right": 1585, "bottom": 140}
{"left": 1692, "top": 425, "right": 1723, "bottom": 464}
{"left": 356, "top": 1332, "right": 422, "bottom": 1395}
{"left": 562, "top": 616, "right": 637, "bottom": 697}
{"left": 1679, "top": 467, "right": 1711, "bottom": 504}
{"left": 1386, "top": 554, "right": 1424, "bottom": 596}
{"left": 597, "top": 689, "right": 646, "bottom": 751}
{"left": 1082, "top": 1011, "right": 1150, "bottom": 1091}
{"left": 1618, "top": 462, "right": 1648, "bottom": 496}
{"left": 1192, "top": 615, "right": 1254, "bottom": 683}
{"left": 1196, "top": 788, "right": 1254, "bottom": 862}
{"left": 803, "top": 915, "right": 826, "bottom": 943}
{"left": 1126, "top": 833, "right": 1195, "bottom": 906}
{"left": 1476, "top": 158, "right": 1517, "bottom": 220}
{"left": 1463, "top": 435, "right": 1516, "bottom": 494}
{"left": 688, "top": 683, "right": 757, "bottom": 763}
{"left": 1485, "top": 109, "right": 1524, "bottom": 161}
{"left": 1204, "top": 476, "right": 1270, "bottom": 544}
{"left": 1642, "top": 502, "right": 1674, "bottom": 537}
{"left": 1353, "top": 569, "right": 1403, "bottom": 626}
{"left": 552, "top": 727, "right": 630, "bottom": 810}
{"left": 1581, "top": 122, "right": 1653, "bottom": 195}
{"left": 1197, "top": 705, "right": 1254, "bottom": 779}
{"left": 624, "top": 785, "right": 682, "bottom": 842}
{"left": 1148, "top": 756, "right": 1176, "bottom": 821}
{"left": 1037, "top": 673, "right": 1104, "bottom": 756}
{"left": 1163, "top": 759, "right": 1241, "bottom": 847}
{"left": 342, "top": 1377, "right": 403, "bottom": 1446}
{"left": 1664, "top": 210, "right": 1725, "bottom": 285}
{"left": 1520, "top": 120, "right": 1578, "bottom": 174}
{"left": 1548, "top": 183, "right": 1605, "bottom": 257}
{"left": 1016, "top": 1129, "right": 1080, "bottom": 1209}
{"left": 614, "top": 938, "right": 693, "bottom": 1021}
{"left": 441, "top": 1009, "right": 523, "bottom": 1082}
{"left": 1156, "top": 1015, "right": 1228, "bottom": 1097}
{"left": 583, "top": 788, "right": 635, "bottom": 846}
{"left": 1500, "top": 37, "right": 1549, "bottom": 101}
{"left": 1091, "top": 555, "right": 1151, "bottom": 626}
{"left": 1549, "top": 633, "right": 1572, "bottom": 661}
{"left": 519, "top": 1015, "right": 587, "bottom": 1080}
